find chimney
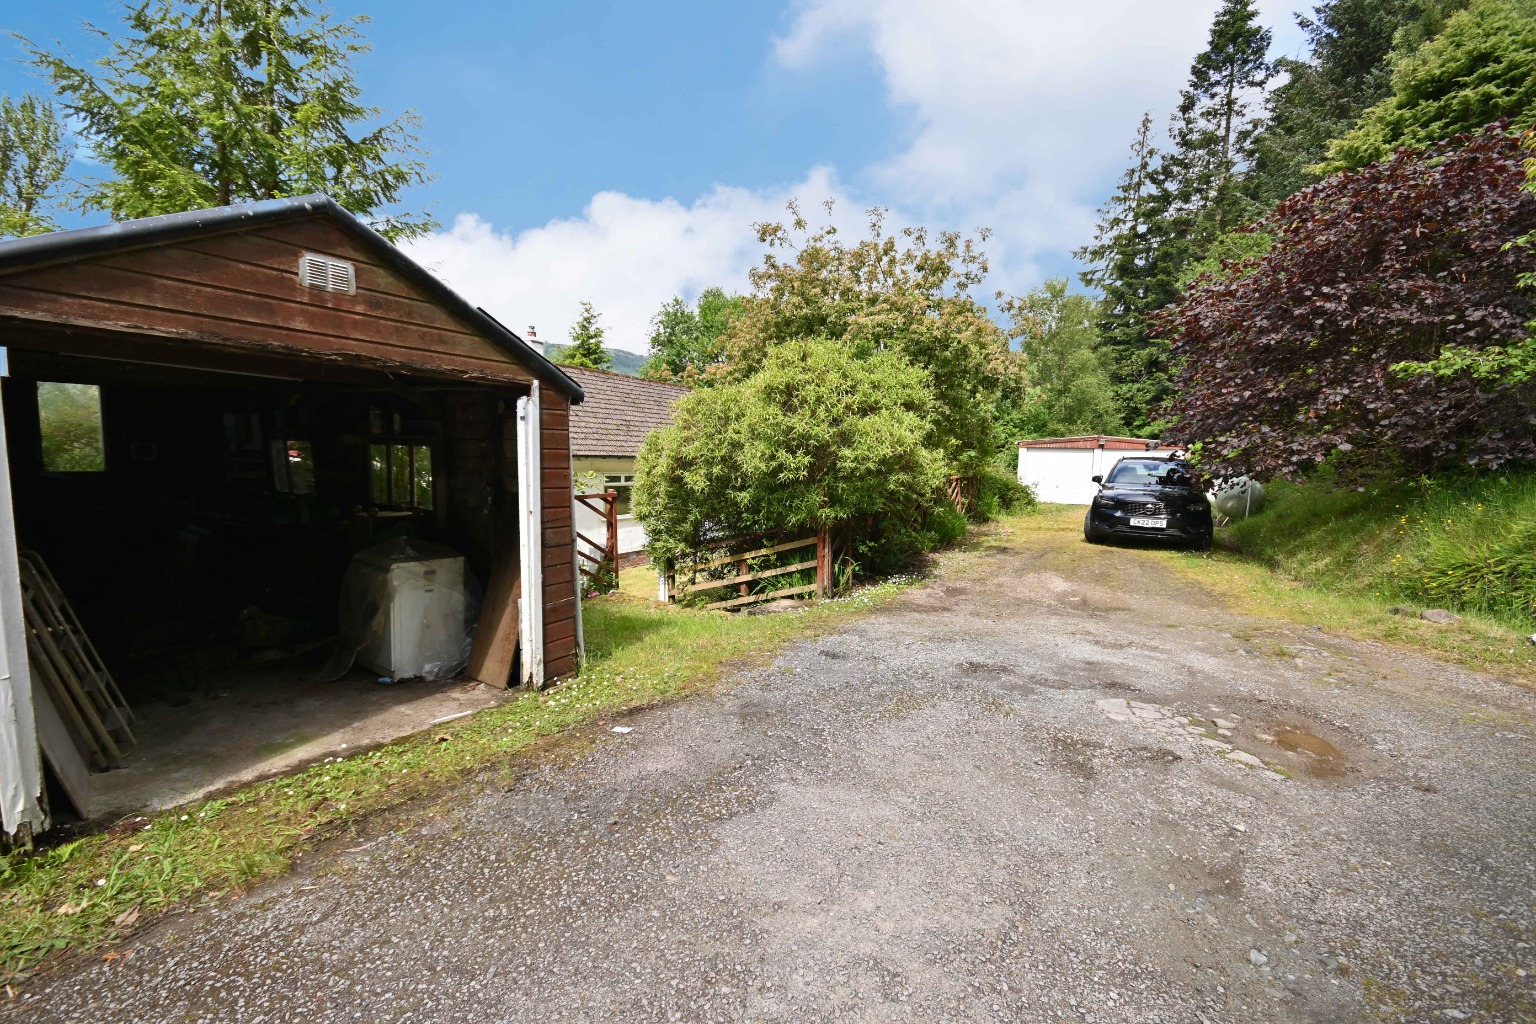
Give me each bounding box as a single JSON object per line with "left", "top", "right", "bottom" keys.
{"left": 526, "top": 325, "right": 544, "bottom": 356}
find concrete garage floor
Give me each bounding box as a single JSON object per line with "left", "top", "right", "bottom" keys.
{"left": 87, "top": 659, "right": 511, "bottom": 819}
{"left": 13, "top": 522, "right": 1536, "bottom": 1023}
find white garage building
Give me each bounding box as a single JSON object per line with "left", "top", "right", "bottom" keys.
{"left": 1017, "top": 435, "right": 1183, "bottom": 505}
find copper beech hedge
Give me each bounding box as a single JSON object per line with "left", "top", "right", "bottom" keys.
{"left": 1156, "top": 125, "right": 1536, "bottom": 482}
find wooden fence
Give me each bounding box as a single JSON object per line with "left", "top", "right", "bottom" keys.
{"left": 663, "top": 527, "right": 835, "bottom": 612}
{"left": 574, "top": 490, "right": 619, "bottom": 591}
{"left": 947, "top": 474, "right": 979, "bottom": 517}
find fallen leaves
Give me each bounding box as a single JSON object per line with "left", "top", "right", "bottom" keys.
{"left": 55, "top": 901, "right": 87, "bottom": 916}
{"left": 113, "top": 907, "right": 140, "bottom": 928}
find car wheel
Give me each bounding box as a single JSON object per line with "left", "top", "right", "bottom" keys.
{"left": 1083, "top": 514, "right": 1105, "bottom": 544}
{"left": 1192, "top": 529, "right": 1213, "bottom": 551}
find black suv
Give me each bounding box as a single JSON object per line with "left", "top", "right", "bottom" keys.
{"left": 1083, "top": 457, "right": 1213, "bottom": 549}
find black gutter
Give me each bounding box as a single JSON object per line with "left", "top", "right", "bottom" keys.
{"left": 0, "top": 194, "right": 583, "bottom": 404}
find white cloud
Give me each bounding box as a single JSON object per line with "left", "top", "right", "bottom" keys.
{"left": 408, "top": 2, "right": 1309, "bottom": 349}
{"left": 775, "top": 0, "right": 1306, "bottom": 279}
{"left": 403, "top": 168, "right": 848, "bottom": 355}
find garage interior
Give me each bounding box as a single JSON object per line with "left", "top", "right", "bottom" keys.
{"left": 4, "top": 344, "right": 526, "bottom": 821}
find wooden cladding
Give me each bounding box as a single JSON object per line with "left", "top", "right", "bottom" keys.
{"left": 539, "top": 393, "right": 579, "bottom": 681}
{"left": 0, "top": 217, "right": 536, "bottom": 385}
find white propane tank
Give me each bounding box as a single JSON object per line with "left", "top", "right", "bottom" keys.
{"left": 1209, "top": 477, "right": 1266, "bottom": 520}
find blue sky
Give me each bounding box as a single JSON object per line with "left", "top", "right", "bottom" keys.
{"left": 2, "top": 1, "right": 1307, "bottom": 353}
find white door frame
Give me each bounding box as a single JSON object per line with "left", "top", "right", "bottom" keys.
{"left": 515, "top": 384, "right": 544, "bottom": 688}
{"left": 0, "top": 358, "right": 46, "bottom": 840}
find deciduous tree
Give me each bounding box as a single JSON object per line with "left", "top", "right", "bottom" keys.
{"left": 0, "top": 93, "right": 73, "bottom": 238}
{"left": 721, "top": 204, "right": 1027, "bottom": 474}
{"left": 641, "top": 287, "right": 743, "bottom": 382}
{"left": 634, "top": 338, "right": 945, "bottom": 565}
{"left": 996, "top": 279, "right": 1124, "bottom": 443}
{"left": 1158, "top": 127, "right": 1536, "bottom": 481}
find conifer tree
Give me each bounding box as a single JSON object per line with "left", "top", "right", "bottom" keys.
{"left": 1164, "top": 0, "right": 1275, "bottom": 248}
{"left": 25, "top": 0, "right": 435, "bottom": 240}
{"left": 1075, "top": 114, "right": 1184, "bottom": 428}
{"left": 559, "top": 301, "right": 612, "bottom": 371}
{"left": 1321, "top": 0, "right": 1536, "bottom": 172}
{"left": 1244, "top": 0, "right": 1426, "bottom": 209}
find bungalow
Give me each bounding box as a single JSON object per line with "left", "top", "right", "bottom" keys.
{"left": 559, "top": 365, "right": 688, "bottom": 564}
{"left": 0, "top": 195, "right": 584, "bottom": 840}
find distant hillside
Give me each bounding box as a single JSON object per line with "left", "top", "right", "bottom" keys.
{"left": 546, "top": 343, "right": 647, "bottom": 377}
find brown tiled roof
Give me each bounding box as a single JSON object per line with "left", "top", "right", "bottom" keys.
{"left": 559, "top": 364, "right": 690, "bottom": 458}
{"left": 1016, "top": 434, "right": 1168, "bottom": 450}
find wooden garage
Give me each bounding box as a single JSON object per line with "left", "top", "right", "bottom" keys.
{"left": 0, "top": 195, "right": 585, "bottom": 841}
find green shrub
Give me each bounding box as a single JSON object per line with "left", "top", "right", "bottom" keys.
{"left": 973, "top": 465, "right": 1036, "bottom": 521}
{"left": 925, "top": 506, "right": 970, "bottom": 547}
{"left": 634, "top": 338, "right": 948, "bottom": 573}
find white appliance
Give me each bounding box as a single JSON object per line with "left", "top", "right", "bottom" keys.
{"left": 353, "top": 548, "right": 467, "bottom": 680}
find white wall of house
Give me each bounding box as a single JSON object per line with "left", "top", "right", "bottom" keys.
{"left": 572, "top": 456, "right": 647, "bottom": 556}
{"left": 1017, "top": 444, "right": 1182, "bottom": 505}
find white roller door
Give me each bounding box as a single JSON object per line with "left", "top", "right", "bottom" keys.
{"left": 1018, "top": 444, "right": 1185, "bottom": 505}
{"left": 1018, "top": 447, "right": 1097, "bottom": 504}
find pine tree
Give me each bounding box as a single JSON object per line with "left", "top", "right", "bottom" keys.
{"left": 1165, "top": 0, "right": 1275, "bottom": 248}
{"left": 1245, "top": 0, "right": 1444, "bottom": 209}
{"left": 559, "top": 301, "right": 612, "bottom": 371}
{"left": 0, "top": 93, "right": 73, "bottom": 238}
{"left": 1075, "top": 114, "right": 1186, "bottom": 429}
{"left": 25, "top": 0, "right": 435, "bottom": 240}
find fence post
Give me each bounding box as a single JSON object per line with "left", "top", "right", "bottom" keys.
{"left": 815, "top": 527, "right": 829, "bottom": 600}
{"left": 661, "top": 557, "right": 675, "bottom": 604}
{"left": 603, "top": 489, "right": 619, "bottom": 580}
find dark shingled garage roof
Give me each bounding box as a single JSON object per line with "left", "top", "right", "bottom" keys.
{"left": 559, "top": 365, "right": 689, "bottom": 458}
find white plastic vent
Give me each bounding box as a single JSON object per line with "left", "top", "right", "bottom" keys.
{"left": 297, "top": 252, "right": 356, "bottom": 294}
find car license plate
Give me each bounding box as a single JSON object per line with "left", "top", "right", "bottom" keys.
{"left": 1129, "top": 517, "right": 1167, "bottom": 528}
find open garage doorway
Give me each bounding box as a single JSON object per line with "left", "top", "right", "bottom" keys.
{"left": 4, "top": 352, "right": 531, "bottom": 820}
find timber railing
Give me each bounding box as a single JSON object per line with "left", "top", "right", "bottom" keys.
{"left": 574, "top": 490, "right": 620, "bottom": 592}
{"left": 662, "top": 526, "right": 835, "bottom": 611}
{"left": 946, "top": 473, "right": 978, "bottom": 517}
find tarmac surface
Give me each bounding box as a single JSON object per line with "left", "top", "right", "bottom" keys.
{"left": 11, "top": 520, "right": 1536, "bottom": 1022}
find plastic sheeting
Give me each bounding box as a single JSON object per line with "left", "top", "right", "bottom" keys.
{"left": 321, "top": 539, "right": 479, "bottom": 682}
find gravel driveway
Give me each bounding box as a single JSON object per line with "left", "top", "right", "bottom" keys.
{"left": 10, "top": 520, "right": 1536, "bottom": 1023}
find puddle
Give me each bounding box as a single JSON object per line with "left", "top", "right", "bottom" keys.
{"left": 1272, "top": 726, "right": 1348, "bottom": 778}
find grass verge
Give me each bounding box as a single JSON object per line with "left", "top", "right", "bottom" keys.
{"left": 1220, "top": 471, "right": 1536, "bottom": 631}
{"left": 0, "top": 568, "right": 914, "bottom": 984}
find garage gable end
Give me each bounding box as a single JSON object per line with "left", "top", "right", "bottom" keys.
{"left": 0, "top": 196, "right": 583, "bottom": 398}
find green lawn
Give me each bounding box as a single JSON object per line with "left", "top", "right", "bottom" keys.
{"left": 0, "top": 569, "right": 914, "bottom": 983}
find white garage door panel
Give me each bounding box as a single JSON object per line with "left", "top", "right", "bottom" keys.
{"left": 1018, "top": 445, "right": 1186, "bottom": 505}
{"left": 1020, "top": 448, "right": 1096, "bottom": 504}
